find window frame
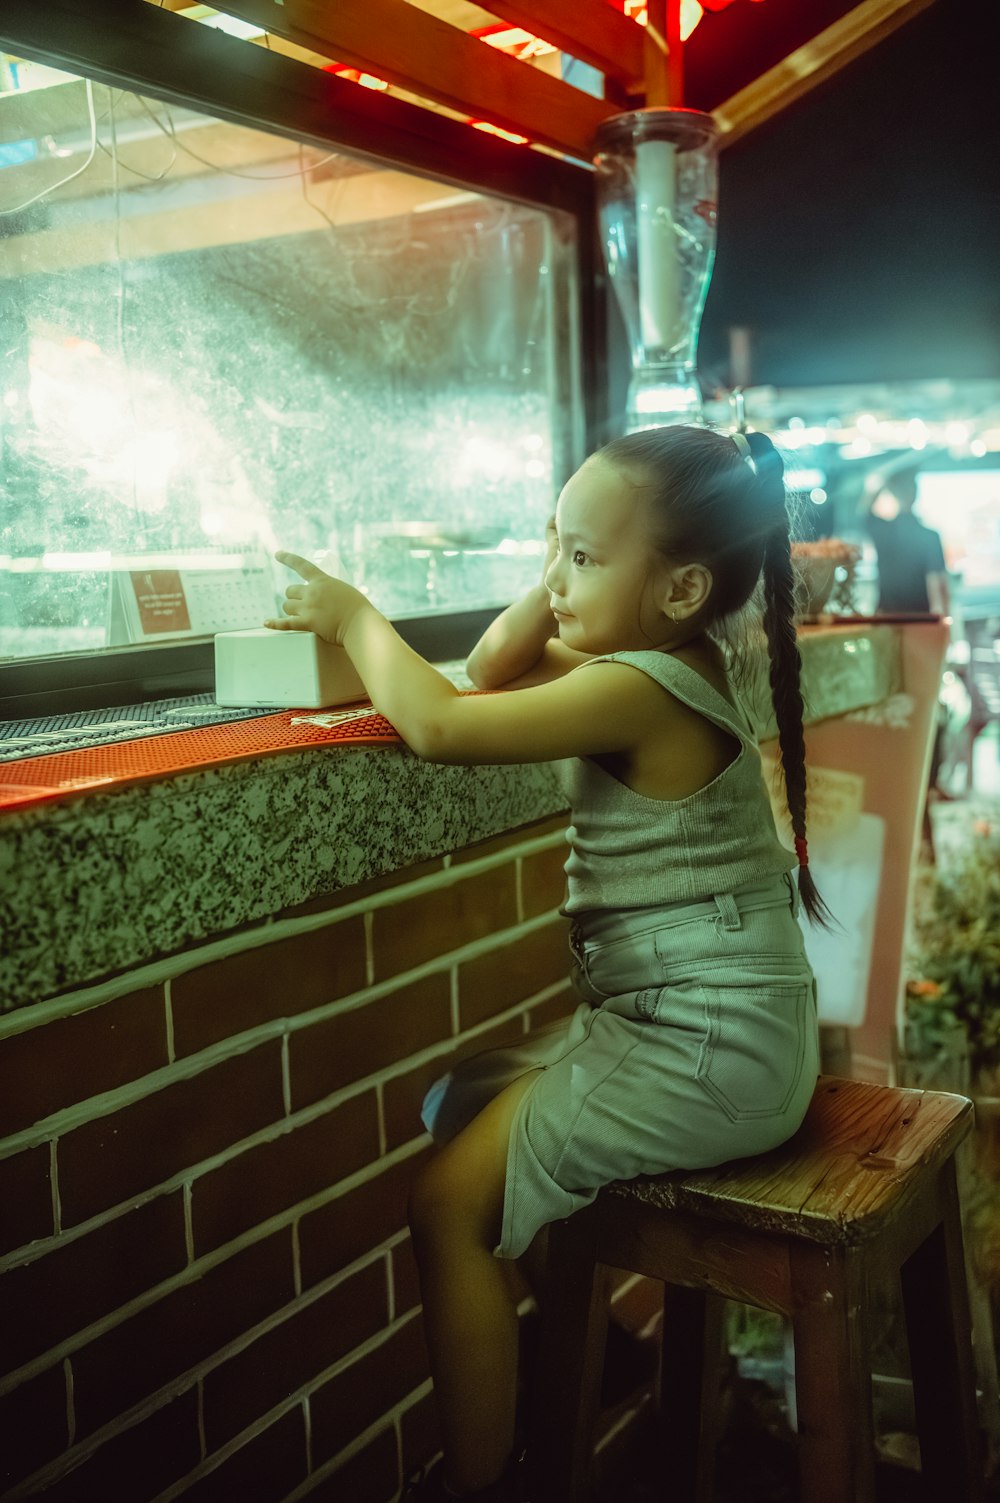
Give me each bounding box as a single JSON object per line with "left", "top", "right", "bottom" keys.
{"left": 0, "top": 0, "right": 605, "bottom": 719}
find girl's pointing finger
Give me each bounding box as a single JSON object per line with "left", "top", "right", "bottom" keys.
{"left": 274, "top": 550, "right": 318, "bottom": 578}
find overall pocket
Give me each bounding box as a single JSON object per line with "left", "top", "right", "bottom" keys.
{"left": 695, "top": 974, "right": 813, "bottom": 1123}
{"left": 581, "top": 911, "right": 716, "bottom": 1004}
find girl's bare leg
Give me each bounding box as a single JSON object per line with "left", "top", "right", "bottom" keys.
{"left": 515, "top": 1225, "right": 549, "bottom": 1300}
{"left": 408, "top": 1071, "right": 541, "bottom": 1495}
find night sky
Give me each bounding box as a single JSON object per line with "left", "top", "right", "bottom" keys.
{"left": 697, "top": 0, "right": 1000, "bottom": 389}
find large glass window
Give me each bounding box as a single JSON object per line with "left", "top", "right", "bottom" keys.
{"left": 0, "top": 64, "right": 582, "bottom": 661}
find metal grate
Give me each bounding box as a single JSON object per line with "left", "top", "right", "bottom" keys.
{"left": 0, "top": 700, "right": 401, "bottom": 813}
{"left": 0, "top": 694, "right": 269, "bottom": 761}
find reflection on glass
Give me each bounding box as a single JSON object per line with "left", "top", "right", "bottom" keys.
{"left": 0, "top": 68, "right": 581, "bottom": 659}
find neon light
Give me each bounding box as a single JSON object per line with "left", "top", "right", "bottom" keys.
{"left": 611, "top": 0, "right": 767, "bottom": 39}
{"left": 612, "top": 1, "right": 703, "bottom": 39}
{"left": 323, "top": 65, "right": 388, "bottom": 91}
{"left": 473, "top": 26, "right": 557, "bottom": 60}
{"left": 469, "top": 121, "right": 529, "bottom": 145}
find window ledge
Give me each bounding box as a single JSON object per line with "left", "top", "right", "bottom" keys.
{"left": 0, "top": 624, "right": 906, "bottom": 1015}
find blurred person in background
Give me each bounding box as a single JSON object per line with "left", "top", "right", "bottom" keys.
{"left": 867, "top": 464, "right": 953, "bottom": 824}
{"left": 866, "top": 465, "right": 950, "bottom": 616}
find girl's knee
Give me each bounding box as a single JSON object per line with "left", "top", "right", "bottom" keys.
{"left": 407, "top": 1154, "right": 448, "bottom": 1240}
{"left": 407, "top": 1145, "right": 503, "bottom": 1252}
{"left": 408, "top": 1151, "right": 465, "bottom": 1240}
{"left": 408, "top": 1071, "right": 535, "bottom": 1250}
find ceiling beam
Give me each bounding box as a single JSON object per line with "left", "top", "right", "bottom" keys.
{"left": 165, "top": 0, "right": 647, "bottom": 82}
{"left": 209, "top": 0, "right": 615, "bottom": 158}
{"left": 713, "top": 0, "right": 935, "bottom": 145}
{"left": 4, "top": 1, "right": 937, "bottom": 165}
{"left": 206, "top": 0, "right": 935, "bottom": 157}
{"left": 456, "top": 1, "right": 645, "bottom": 82}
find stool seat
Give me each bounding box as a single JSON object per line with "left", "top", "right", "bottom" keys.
{"left": 530, "top": 1076, "right": 985, "bottom": 1503}
{"left": 604, "top": 1075, "right": 972, "bottom": 1243}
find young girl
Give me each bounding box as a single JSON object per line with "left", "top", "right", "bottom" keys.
{"left": 266, "top": 424, "right": 825, "bottom": 1503}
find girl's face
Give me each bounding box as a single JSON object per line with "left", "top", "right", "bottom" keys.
{"left": 544, "top": 457, "right": 673, "bottom": 654}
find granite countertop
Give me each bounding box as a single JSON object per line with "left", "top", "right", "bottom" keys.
{"left": 0, "top": 625, "right": 901, "bottom": 1013}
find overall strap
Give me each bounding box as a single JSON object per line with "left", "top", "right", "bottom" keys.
{"left": 586, "top": 650, "right": 752, "bottom": 744}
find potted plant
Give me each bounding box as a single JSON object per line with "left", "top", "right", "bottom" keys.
{"left": 905, "top": 819, "right": 1000, "bottom": 1091}
{"left": 904, "top": 818, "right": 1000, "bottom": 1416}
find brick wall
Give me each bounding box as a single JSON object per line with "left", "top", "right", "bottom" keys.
{"left": 2, "top": 812, "right": 640, "bottom": 1502}
{"left": 1, "top": 809, "right": 664, "bottom": 1503}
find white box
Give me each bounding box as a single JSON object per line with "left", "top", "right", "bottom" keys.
{"left": 214, "top": 629, "right": 367, "bottom": 709}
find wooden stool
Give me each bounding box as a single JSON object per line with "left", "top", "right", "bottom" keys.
{"left": 530, "top": 1077, "right": 984, "bottom": 1503}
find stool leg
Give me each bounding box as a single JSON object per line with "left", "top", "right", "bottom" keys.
{"left": 659, "top": 1284, "right": 725, "bottom": 1503}
{"left": 530, "top": 1214, "right": 612, "bottom": 1503}
{"left": 900, "top": 1160, "right": 984, "bottom": 1502}
{"left": 790, "top": 1243, "right": 877, "bottom": 1503}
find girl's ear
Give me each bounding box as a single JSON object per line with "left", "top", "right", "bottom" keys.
{"left": 662, "top": 563, "right": 713, "bottom": 620}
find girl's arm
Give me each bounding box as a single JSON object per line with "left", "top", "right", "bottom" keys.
{"left": 265, "top": 552, "right": 655, "bottom": 766}
{"left": 465, "top": 582, "right": 591, "bottom": 689}
{"left": 466, "top": 517, "right": 591, "bottom": 689}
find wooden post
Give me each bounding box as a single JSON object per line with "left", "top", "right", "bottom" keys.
{"left": 666, "top": 0, "right": 684, "bottom": 108}
{"left": 644, "top": 0, "right": 683, "bottom": 108}
{"left": 643, "top": 0, "right": 668, "bottom": 106}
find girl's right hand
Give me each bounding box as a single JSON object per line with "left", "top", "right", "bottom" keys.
{"left": 265, "top": 551, "right": 372, "bottom": 647}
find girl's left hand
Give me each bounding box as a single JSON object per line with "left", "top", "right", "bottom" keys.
{"left": 264, "top": 552, "right": 370, "bottom": 647}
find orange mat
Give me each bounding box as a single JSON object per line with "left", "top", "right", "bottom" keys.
{"left": 0, "top": 704, "right": 403, "bottom": 813}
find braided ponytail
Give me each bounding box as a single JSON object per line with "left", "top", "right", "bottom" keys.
{"left": 746, "top": 432, "right": 833, "bottom": 928}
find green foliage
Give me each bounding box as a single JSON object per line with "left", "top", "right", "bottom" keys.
{"left": 908, "top": 824, "right": 1000, "bottom": 1076}
{"left": 725, "top": 1301, "right": 785, "bottom": 1361}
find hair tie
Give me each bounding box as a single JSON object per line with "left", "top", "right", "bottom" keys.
{"left": 794, "top": 836, "right": 809, "bottom": 867}
{"left": 731, "top": 431, "right": 756, "bottom": 473}
{"left": 740, "top": 430, "right": 787, "bottom": 531}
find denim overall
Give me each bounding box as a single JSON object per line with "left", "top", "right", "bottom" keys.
{"left": 423, "top": 872, "right": 818, "bottom": 1260}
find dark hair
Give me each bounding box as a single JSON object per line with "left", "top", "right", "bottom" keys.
{"left": 879, "top": 468, "right": 919, "bottom": 510}
{"left": 596, "top": 424, "right": 831, "bottom": 927}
